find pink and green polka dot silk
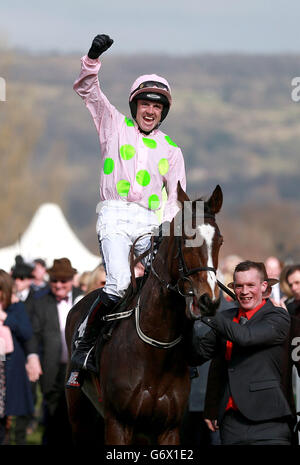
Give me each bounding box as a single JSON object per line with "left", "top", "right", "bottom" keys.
{"left": 73, "top": 55, "right": 186, "bottom": 222}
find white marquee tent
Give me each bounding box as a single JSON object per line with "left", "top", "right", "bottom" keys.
{"left": 0, "top": 203, "right": 101, "bottom": 273}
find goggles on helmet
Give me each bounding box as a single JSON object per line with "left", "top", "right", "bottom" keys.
{"left": 130, "top": 80, "right": 170, "bottom": 99}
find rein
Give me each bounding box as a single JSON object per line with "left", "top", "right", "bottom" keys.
{"left": 104, "top": 218, "right": 235, "bottom": 349}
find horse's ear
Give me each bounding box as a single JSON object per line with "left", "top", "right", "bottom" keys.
{"left": 206, "top": 185, "right": 223, "bottom": 214}
{"left": 177, "top": 181, "right": 190, "bottom": 208}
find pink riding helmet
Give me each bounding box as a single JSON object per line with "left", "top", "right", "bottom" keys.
{"left": 129, "top": 74, "right": 172, "bottom": 123}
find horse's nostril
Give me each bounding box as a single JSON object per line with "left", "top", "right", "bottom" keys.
{"left": 199, "top": 293, "right": 221, "bottom": 317}
{"left": 199, "top": 293, "right": 212, "bottom": 306}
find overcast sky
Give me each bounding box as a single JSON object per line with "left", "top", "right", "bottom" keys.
{"left": 1, "top": 0, "right": 300, "bottom": 55}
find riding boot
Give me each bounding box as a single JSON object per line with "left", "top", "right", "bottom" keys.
{"left": 66, "top": 289, "right": 117, "bottom": 389}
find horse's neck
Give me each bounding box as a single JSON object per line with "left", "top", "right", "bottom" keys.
{"left": 138, "top": 237, "right": 184, "bottom": 341}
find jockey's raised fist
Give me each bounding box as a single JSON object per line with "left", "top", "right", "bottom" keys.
{"left": 88, "top": 34, "right": 114, "bottom": 59}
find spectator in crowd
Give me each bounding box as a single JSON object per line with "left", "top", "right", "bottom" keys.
{"left": 278, "top": 264, "right": 300, "bottom": 443}
{"left": 219, "top": 255, "right": 243, "bottom": 303}
{"left": 188, "top": 260, "right": 293, "bottom": 445}
{"left": 86, "top": 264, "right": 106, "bottom": 294}
{"left": 78, "top": 271, "right": 92, "bottom": 294}
{"left": 285, "top": 265, "right": 300, "bottom": 313}
{"left": 280, "top": 266, "right": 294, "bottom": 301}
{"left": 31, "top": 258, "right": 49, "bottom": 293}
{"left": 10, "top": 256, "right": 40, "bottom": 444}
{"left": 25, "top": 258, "right": 82, "bottom": 445}
{"left": 0, "top": 270, "right": 34, "bottom": 445}
{"left": 264, "top": 256, "right": 285, "bottom": 306}
{"left": 11, "top": 255, "right": 35, "bottom": 305}
{"left": 73, "top": 266, "right": 106, "bottom": 305}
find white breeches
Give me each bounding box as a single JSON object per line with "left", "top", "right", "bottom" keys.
{"left": 96, "top": 201, "right": 159, "bottom": 298}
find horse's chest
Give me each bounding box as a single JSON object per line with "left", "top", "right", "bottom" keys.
{"left": 117, "top": 380, "right": 188, "bottom": 425}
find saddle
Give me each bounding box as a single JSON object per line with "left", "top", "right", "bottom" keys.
{"left": 71, "top": 229, "right": 163, "bottom": 374}
{"left": 72, "top": 276, "right": 147, "bottom": 374}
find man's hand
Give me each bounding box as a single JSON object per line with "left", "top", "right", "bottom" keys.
{"left": 26, "top": 354, "right": 43, "bottom": 382}
{"left": 88, "top": 34, "right": 114, "bottom": 59}
{"left": 204, "top": 418, "right": 219, "bottom": 432}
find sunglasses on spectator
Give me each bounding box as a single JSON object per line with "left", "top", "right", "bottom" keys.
{"left": 50, "top": 278, "right": 71, "bottom": 284}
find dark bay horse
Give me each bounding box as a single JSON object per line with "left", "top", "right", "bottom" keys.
{"left": 65, "top": 184, "right": 223, "bottom": 445}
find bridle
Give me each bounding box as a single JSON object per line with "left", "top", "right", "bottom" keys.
{"left": 149, "top": 213, "right": 236, "bottom": 300}
{"left": 150, "top": 234, "right": 216, "bottom": 297}
{"left": 103, "top": 215, "right": 235, "bottom": 349}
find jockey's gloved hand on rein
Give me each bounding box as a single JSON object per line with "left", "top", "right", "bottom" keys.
{"left": 88, "top": 34, "right": 114, "bottom": 59}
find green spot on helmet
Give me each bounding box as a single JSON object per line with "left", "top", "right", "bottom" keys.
{"left": 148, "top": 194, "right": 160, "bottom": 210}
{"left": 136, "top": 170, "right": 151, "bottom": 186}
{"left": 117, "top": 180, "right": 130, "bottom": 197}
{"left": 143, "top": 138, "right": 157, "bottom": 149}
{"left": 158, "top": 158, "right": 169, "bottom": 176}
{"left": 125, "top": 116, "right": 134, "bottom": 127}
{"left": 120, "top": 144, "right": 136, "bottom": 160}
{"left": 103, "top": 158, "right": 114, "bottom": 175}
{"left": 165, "top": 135, "right": 177, "bottom": 147}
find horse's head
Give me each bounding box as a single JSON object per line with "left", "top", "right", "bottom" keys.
{"left": 168, "top": 183, "right": 223, "bottom": 320}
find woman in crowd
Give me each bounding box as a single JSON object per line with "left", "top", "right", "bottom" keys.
{"left": 0, "top": 270, "right": 34, "bottom": 445}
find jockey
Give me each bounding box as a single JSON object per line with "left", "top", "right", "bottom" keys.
{"left": 67, "top": 34, "right": 186, "bottom": 388}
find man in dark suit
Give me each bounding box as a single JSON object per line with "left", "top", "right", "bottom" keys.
{"left": 284, "top": 265, "right": 300, "bottom": 437}
{"left": 181, "top": 293, "right": 238, "bottom": 446}
{"left": 189, "top": 260, "right": 292, "bottom": 445}
{"left": 285, "top": 265, "right": 300, "bottom": 375}
{"left": 26, "top": 258, "right": 82, "bottom": 445}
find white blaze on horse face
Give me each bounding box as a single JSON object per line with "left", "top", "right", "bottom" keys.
{"left": 198, "top": 224, "right": 217, "bottom": 300}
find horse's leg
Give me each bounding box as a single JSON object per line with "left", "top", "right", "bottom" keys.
{"left": 157, "top": 428, "right": 180, "bottom": 445}
{"left": 105, "top": 414, "right": 134, "bottom": 445}
{"left": 66, "top": 388, "right": 104, "bottom": 446}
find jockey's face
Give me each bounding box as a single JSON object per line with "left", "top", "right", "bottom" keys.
{"left": 136, "top": 99, "right": 163, "bottom": 133}
{"left": 234, "top": 268, "right": 268, "bottom": 312}
{"left": 50, "top": 277, "right": 73, "bottom": 301}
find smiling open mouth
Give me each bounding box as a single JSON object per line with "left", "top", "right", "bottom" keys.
{"left": 144, "top": 116, "right": 154, "bottom": 123}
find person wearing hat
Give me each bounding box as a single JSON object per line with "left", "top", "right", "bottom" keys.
{"left": 25, "top": 258, "right": 82, "bottom": 444}
{"left": 10, "top": 255, "right": 43, "bottom": 444}
{"left": 11, "top": 255, "right": 35, "bottom": 304}
{"left": 186, "top": 260, "right": 294, "bottom": 445}
{"left": 67, "top": 34, "right": 186, "bottom": 388}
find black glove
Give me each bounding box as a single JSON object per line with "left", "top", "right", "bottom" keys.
{"left": 88, "top": 34, "right": 114, "bottom": 59}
